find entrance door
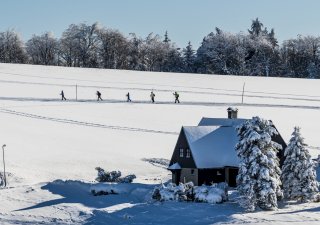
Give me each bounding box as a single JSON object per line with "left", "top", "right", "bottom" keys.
{"left": 173, "top": 170, "right": 181, "bottom": 185}
{"left": 228, "top": 168, "right": 238, "bottom": 187}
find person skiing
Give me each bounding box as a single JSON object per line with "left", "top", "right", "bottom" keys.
{"left": 173, "top": 91, "right": 180, "bottom": 103}
{"left": 126, "top": 92, "right": 132, "bottom": 102}
{"left": 150, "top": 91, "right": 155, "bottom": 103}
{"left": 96, "top": 91, "right": 103, "bottom": 101}
{"left": 60, "top": 90, "right": 66, "bottom": 101}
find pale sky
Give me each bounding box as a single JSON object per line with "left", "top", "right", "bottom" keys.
{"left": 1, "top": 0, "right": 320, "bottom": 48}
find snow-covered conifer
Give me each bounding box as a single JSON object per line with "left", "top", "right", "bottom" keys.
{"left": 182, "top": 41, "right": 196, "bottom": 73}
{"left": 281, "top": 127, "right": 319, "bottom": 202}
{"left": 235, "top": 117, "right": 283, "bottom": 211}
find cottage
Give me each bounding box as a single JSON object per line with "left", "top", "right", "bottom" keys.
{"left": 168, "top": 108, "right": 287, "bottom": 187}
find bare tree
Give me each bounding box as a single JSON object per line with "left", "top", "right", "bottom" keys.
{"left": 96, "top": 28, "right": 129, "bottom": 69}
{"left": 26, "top": 32, "right": 58, "bottom": 65}
{"left": 0, "top": 30, "right": 27, "bottom": 63}
{"left": 59, "top": 22, "right": 99, "bottom": 67}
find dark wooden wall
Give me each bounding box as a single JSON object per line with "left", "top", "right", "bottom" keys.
{"left": 169, "top": 128, "right": 197, "bottom": 168}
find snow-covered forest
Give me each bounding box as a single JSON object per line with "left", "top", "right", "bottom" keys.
{"left": 1, "top": 18, "right": 320, "bottom": 78}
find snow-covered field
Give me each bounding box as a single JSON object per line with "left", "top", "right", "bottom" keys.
{"left": 0, "top": 63, "right": 320, "bottom": 224}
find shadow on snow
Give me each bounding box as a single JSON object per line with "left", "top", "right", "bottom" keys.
{"left": 15, "top": 180, "right": 241, "bottom": 225}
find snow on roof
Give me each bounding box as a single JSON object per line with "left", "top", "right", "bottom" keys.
{"left": 227, "top": 107, "right": 238, "bottom": 112}
{"left": 168, "top": 162, "right": 181, "bottom": 170}
{"left": 183, "top": 126, "right": 240, "bottom": 168}
{"left": 198, "top": 117, "right": 248, "bottom": 127}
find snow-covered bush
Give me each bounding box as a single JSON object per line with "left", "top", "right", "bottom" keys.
{"left": 194, "top": 185, "right": 226, "bottom": 203}
{"left": 235, "top": 117, "right": 283, "bottom": 211}
{"left": 152, "top": 182, "right": 227, "bottom": 203}
{"left": 95, "top": 167, "right": 136, "bottom": 183}
{"left": 119, "top": 175, "right": 137, "bottom": 183}
{"left": 281, "top": 127, "right": 319, "bottom": 202}
{"left": 153, "top": 182, "right": 190, "bottom": 202}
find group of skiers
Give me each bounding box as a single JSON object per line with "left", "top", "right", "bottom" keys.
{"left": 60, "top": 90, "right": 180, "bottom": 103}
{"left": 149, "top": 91, "right": 179, "bottom": 103}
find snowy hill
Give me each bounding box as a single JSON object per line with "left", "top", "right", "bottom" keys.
{"left": 0, "top": 63, "right": 320, "bottom": 224}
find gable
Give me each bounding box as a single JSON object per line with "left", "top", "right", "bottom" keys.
{"left": 169, "top": 128, "right": 197, "bottom": 168}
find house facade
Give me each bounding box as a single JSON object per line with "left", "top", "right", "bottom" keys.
{"left": 168, "top": 108, "right": 287, "bottom": 187}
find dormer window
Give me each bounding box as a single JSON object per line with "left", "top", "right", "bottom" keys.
{"left": 186, "top": 149, "right": 191, "bottom": 158}
{"left": 179, "top": 148, "right": 184, "bottom": 157}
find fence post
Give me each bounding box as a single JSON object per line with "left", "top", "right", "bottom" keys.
{"left": 241, "top": 82, "right": 245, "bottom": 104}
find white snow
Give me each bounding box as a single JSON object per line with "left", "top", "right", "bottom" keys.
{"left": 194, "top": 186, "right": 224, "bottom": 204}
{"left": 183, "top": 126, "right": 220, "bottom": 143}
{"left": 184, "top": 126, "right": 240, "bottom": 168}
{"left": 0, "top": 63, "right": 320, "bottom": 224}
{"left": 168, "top": 162, "right": 181, "bottom": 170}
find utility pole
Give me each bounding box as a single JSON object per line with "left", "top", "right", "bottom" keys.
{"left": 2, "top": 144, "right": 6, "bottom": 187}
{"left": 241, "top": 82, "right": 245, "bottom": 104}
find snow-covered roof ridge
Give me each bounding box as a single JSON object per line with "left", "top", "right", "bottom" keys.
{"left": 227, "top": 107, "right": 238, "bottom": 111}
{"left": 198, "top": 117, "right": 248, "bottom": 127}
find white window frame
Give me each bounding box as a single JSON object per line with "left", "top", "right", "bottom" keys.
{"left": 186, "top": 149, "right": 191, "bottom": 158}
{"left": 179, "top": 148, "right": 184, "bottom": 157}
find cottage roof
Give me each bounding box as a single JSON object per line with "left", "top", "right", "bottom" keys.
{"left": 183, "top": 125, "right": 240, "bottom": 168}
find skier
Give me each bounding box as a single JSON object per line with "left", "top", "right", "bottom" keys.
{"left": 96, "top": 91, "right": 103, "bottom": 101}
{"left": 150, "top": 91, "right": 155, "bottom": 103}
{"left": 173, "top": 91, "right": 180, "bottom": 103}
{"left": 60, "top": 90, "right": 66, "bottom": 101}
{"left": 126, "top": 92, "right": 132, "bottom": 102}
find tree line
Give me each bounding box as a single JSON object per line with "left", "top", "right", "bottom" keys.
{"left": 1, "top": 18, "right": 320, "bottom": 78}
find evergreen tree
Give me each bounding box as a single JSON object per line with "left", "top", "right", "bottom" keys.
{"left": 268, "top": 28, "right": 278, "bottom": 48}
{"left": 248, "top": 18, "right": 264, "bottom": 37}
{"left": 163, "top": 30, "right": 171, "bottom": 43}
{"left": 235, "top": 117, "right": 283, "bottom": 211}
{"left": 281, "top": 127, "right": 319, "bottom": 202}
{"left": 182, "top": 41, "right": 196, "bottom": 73}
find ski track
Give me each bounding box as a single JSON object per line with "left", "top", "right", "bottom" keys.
{"left": 0, "top": 97, "right": 320, "bottom": 110}
{"left": 1, "top": 75, "right": 320, "bottom": 102}
{"left": 2, "top": 71, "right": 320, "bottom": 98}
{"left": 0, "top": 107, "right": 178, "bottom": 135}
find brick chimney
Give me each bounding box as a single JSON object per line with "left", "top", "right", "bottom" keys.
{"left": 227, "top": 107, "right": 238, "bottom": 119}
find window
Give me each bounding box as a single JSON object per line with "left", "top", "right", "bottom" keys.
{"left": 179, "top": 148, "right": 184, "bottom": 157}
{"left": 191, "top": 169, "right": 194, "bottom": 175}
{"left": 186, "top": 149, "right": 191, "bottom": 158}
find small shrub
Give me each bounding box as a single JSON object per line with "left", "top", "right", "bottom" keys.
{"left": 95, "top": 167, "right": 136, "bottom": 183}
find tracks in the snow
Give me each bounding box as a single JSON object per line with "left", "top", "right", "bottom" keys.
{"left": 0, "top": 107, "right": 179, "bottom": 135}
{"left": 0, "top": 97, "right": 319, "bottom": 110}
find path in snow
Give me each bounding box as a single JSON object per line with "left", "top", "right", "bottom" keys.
{"left": 0, "top": 107, "right": 178, "bottom": 135}
{"left": 0, "top": 96, "right": 320, "bottom": 110}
